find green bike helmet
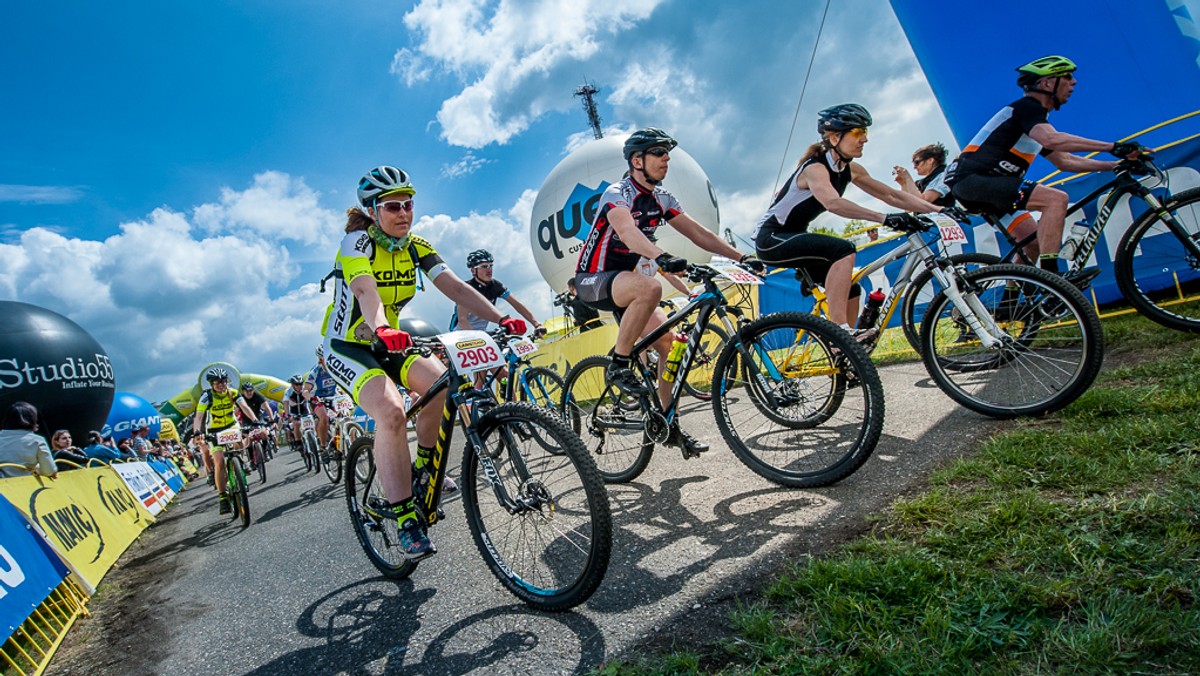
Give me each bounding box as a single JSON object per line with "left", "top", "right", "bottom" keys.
{"left": 1016, "top": 55, "right": 1076, "bottom": 89}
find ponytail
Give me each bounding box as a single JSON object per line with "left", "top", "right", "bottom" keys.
{"left": 345, "top": 207, "right": 373, "bottom": 233}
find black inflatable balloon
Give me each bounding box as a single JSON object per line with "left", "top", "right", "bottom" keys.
{"left": 0, "top": 301, "right": 115, "bottom": 444}
{"left": 398, "top": 317, "right": 440, "bottom": 337}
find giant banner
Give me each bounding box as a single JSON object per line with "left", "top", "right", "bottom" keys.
{"left": 0, "top": 468, "right": 154, "bottom": 589}
{"left": 0, "top": 495, "right": 70, "bottom": 644}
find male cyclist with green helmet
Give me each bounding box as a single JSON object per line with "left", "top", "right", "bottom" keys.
{"left": 945, "top": 55, "right": 1147, "bottom": 281}
{"left": 574, "top": 127, "right": 764, "bottom": 457}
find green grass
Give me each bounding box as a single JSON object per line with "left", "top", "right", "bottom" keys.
{"left": 601, "top": 314, "right": 1200, "bottom": 674}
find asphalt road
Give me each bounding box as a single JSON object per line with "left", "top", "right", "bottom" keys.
{"left": 50, "top": 359, "right": 1002, "bottom": 676}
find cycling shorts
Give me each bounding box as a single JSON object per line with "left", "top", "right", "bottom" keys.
{"left": 948, "top": 174, "right": 1037, "bottom": 216}
{"left": 325, "top": 338, "right": 422, "bottom": 404}
{"left": 754, "top": 230, "right": 861, "bottom": 298}
{"left": 572, "top": 271, "right": 624, "bottom": 312}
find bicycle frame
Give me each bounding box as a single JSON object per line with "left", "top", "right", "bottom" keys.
{"left": 993, "top": 161, "right": 1200, "bottom": 270}
{"left": 624, "top": 269, "right": 746, "bottom": 428}
{"left": 375, "top": 334, "right": 543, "bottom": 526}
{"left": 806, "top": 225, "right": 1007, "bottom": 350}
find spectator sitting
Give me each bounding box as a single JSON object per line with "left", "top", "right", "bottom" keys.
{"left": 50, "top": 430, "right": 90, "bottom": 471}
{"left": 0, "top": 401, "right": 57, "bottom": 479}
{"left": 82, "top": 431, "right": 123, "bottom": 463}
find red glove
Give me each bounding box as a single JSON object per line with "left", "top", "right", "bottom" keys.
{"left": 499, "top": 316, "right": 527, "bottom": 335}
{"left": 375, "top": 326, "right": 412, "bottom": 352}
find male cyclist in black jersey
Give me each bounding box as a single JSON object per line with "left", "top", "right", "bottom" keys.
{"left": 573, "top": 127, "right": 764, "bottom": 457}
{"left": 282, "top": 374, "right": 307, "bottom": 455}
{"left": 945, "top": 55, "right": 1147, "bottom": 281}
{"left": 754, "top": 104, "right": 946, "bottom": 333}
{"left": 450, "top": 249, "right": 544, "bottom": 335}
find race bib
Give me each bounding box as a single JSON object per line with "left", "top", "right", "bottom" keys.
{"left": 710, "top": 262, "right": 764, "bottom": 285}
{"left": 508, "top": 336, "right": 538, "bottom": 358}
{"left": 216, "top": 427, "right": 242, "bottom": 445}
{"left": 301, "top": 416, "right": 316, "bottom": 431}
{"left": 930, "top": 213, "right": 967, "bottom": 244}
{"left": 333, "top": 394, "right": 355, "bottom": 414}
{"left": 439, "top": 330, "right": 504, "bottom": 374}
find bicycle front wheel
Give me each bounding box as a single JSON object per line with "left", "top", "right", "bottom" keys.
{"left": 302, "top": 430, "right": 319, "bottom": 472}
{"left": 712, "top": 312, "right": 885, "bottom": 487}
{"left": 920, "top": 264, "right": 1104, "bottom": 418}
{"left": 562, "top": 355, "right": 654, "bottom": 483}
{"left": 344, "top": 436, "right": 417, "bottom": 580}
{"left": 230, "top": 456, "right": 251, "bottom": 528}
{"left": 1114, "top": 186, "right": 1200, "bottom": 333}
{"left": 252, "top": 441, "right": 267, "bottom": 484}
{"left": 518, "top": 366, "right": 566, "bottom": 411}
{"left": 322, "top": 434, "right": 342, "bottom": 485}
{"left": 682, "top": 323, "right": 729, "bottom": 400}
{"left": 901, "top": 252, "right": 1003, "bottom": 354}
{"left": 462, "top": 402, "right": 612, "bottom": 611}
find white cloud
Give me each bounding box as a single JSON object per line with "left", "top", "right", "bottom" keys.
{"left": 0, "top": 184, "right": 84, "bottom": 204}
{"left": 389, "top": 47, "right": 432, "bottom": 86}
{"left": 192, "top": 171, "right": 342, "bottom": 245}
{"left": 441, "top": 151, "right": 493, "bottom": 178}
{"left": 401, "top": 0, "right": 667, "bottom": 148}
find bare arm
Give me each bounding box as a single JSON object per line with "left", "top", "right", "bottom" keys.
{"left": 852, "top": 165, "right": 943, "bottom": 214}
{"left": 1029, "top": 122, "right": 1114, "bottom": 154}
{"left": 609, "top": 207, "right": 666, "bottom": 259}
{"left": 804, "top": 163, "right": 888, "bottom": 222}
{"left": 659, "top": 270, "right": 691, "bottom": 296}
{"left": 893, "top": 166, "right": 920, "bottom": 196}
{"left": 433, "top": 270, "right": 508, "bottom": 324}
{"left": 236, "top": 397, "right": 258, "bottom": 423}
{"left": 1044, "top": 150, "right": 1118, "bottom": 173}
{"left": 667, "top": 213, "right": 747, "bottom": 261}
{"left": 349, "top": 274, "right": 392, "bottom": 332}
{"left": 503, "top": 295, "right": 540, "bottom": 327}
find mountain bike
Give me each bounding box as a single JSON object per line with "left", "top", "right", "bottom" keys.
{"left": 562, "top": 262, "right": 885, "bottom": 487}
{"left": 344, "top": 328, "right": 612, "bottom": 611}
{"left": 241, "top": 423, "right": 267, "bottom": 485}
{"left": 320, "top": 393, "right": 363, "bottom": 484}
{"left": 645, "top": 297, "right": 729, "bottom": 402}
{"left": 479, "top": 334, "right": 566, "bottom": 410}
{"left": 805, "top": 212, "right": 1104, "bottom": 418}
{"left": 298, "top": 406, "right": 320, "bottom": 473}
{"left": 208, "top": 428, "right": 251, "bottom": 529}
{"left": 901, "top": 153, "right": 1200, "bottom": 349}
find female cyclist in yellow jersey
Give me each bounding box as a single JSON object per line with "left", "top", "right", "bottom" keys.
{"left": 321, "top": 165, "right": 526, "bottom": 558}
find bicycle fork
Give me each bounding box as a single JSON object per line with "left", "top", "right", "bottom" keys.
{"left": 928, "top": 264, "right": 1004, "bottom": 348}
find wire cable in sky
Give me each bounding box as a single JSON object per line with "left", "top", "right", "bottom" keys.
{"left": 772, "top": 0, "right": 831, "bottom": 203}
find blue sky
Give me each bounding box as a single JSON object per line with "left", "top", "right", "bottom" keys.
{"left": 0, "top": 0, "right": 956, "bottom": 404}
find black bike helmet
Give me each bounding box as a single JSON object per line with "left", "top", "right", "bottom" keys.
{"left": 817, "top": 104, "right": 873, "bottom": 135}
{"left": 623, "top": 127, "right": 678, "bottom": 160}
{"left": 466, "top": 249, "right": 494, "bottom": 268}
{"left": 206, "top": 368, "right": 229, "bottom": 384}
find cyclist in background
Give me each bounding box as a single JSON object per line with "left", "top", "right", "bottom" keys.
{"left": 450, "top": 249, "right": 544, "bottom": 336}
{"left": 754, "top": 103, "right": 946, "bottom": 336}
{"left": 193, "top": 369, "right": 259, "bottom": 515}
{"left": 573, "top": 127, "right": 763, "bottom": 457}
{"left": 305, "top": 346, "right": 340, "bottom": 454}
{"left": 282, "top": 375, "right": 307, "bottom": 451}
{"left": 239, "top": 381, "right": 274, "bottom": 458}
{"left": 893, "top": 142, "right": 956, "bottom": 207}
{"left": 321, "top": 165, "right": 526, "bottom": 559}
{"left": 944, "top": 55, "right": 1146, "bottom": 282}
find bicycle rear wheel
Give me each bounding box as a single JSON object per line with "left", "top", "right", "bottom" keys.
{"left": 462, "top": 402, "right": 612, "bottom": 611}
{"left": 901, "top": 252, "right": 1003, "bottom": 354}
{"left": 682, "top": 323, "right": 729, "bottom": 400}
{"left": 251, "top": 441, "right": 267, "bottom": 484}
{"left": 518, "top": 366, "right": 566, "bottom": 412}
{"left": 1114, "top": 186, "right": 1200, "bottom": 333}
{"left": 920, "top": 264, "right": 1104, "bottom": 418}
{"left": 344, "top": 436, "right": 418, "bottom": 580}
{"left": 322, "top": 433, "right": 342, "bottom": 485}
{"left": 562, "top": 355, "right": 654, "bottom": 483}
{"left": 712, "top": 312, "right": 885, "bottom": 487}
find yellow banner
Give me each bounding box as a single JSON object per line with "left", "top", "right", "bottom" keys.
{"left": 0, "top": 467, "right": 155, "bottom": 588}
{"left": 157, "top": 417, "right": 179, "bottom": 441}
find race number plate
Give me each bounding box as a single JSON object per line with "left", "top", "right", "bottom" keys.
{"left": 301, "top": 416, "right": 316, "bottom": 431}
{"left": 439, "top": 330, "right": 504, "bottom": 374}
{"left": 333, "top": 394, "right": 355, "bottom": 414}
{"left": 930, "top": 213, "right": 968, "bottom": 244}
{"left": 508, "top": 336, "right": 538, "bottom": 358}
{"left": 216, "top": 427, "right": 242, "bottom": 445}
{"left": 710, "top": 262, "right": 764, "bottom": 285}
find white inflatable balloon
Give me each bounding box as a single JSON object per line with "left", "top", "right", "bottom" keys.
{"left": 530, "top": 135, "right": 721, "bottom": 293}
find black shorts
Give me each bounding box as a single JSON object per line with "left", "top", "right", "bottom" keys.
{"left": 572, "top": 271, "right": 624, "bottom": 312}
{"left": 754, "top": 228, "right": 861, "bottom": 297}
{"left": 948, "top": 174, "right": 1036, "bottom": 216}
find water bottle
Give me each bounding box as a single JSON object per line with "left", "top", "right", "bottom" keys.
{"left": 857, "top": 289, "right": 886, "bottom": 330}
{"left": 662, "top": 333, "right": 688, "bottom": 382}
{"left": 1060, "top": 220, "right": 1090, "bottom": 261}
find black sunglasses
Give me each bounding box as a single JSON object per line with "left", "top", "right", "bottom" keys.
{"left": 643, "top": 148, "right": 670, "bottom": 157}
